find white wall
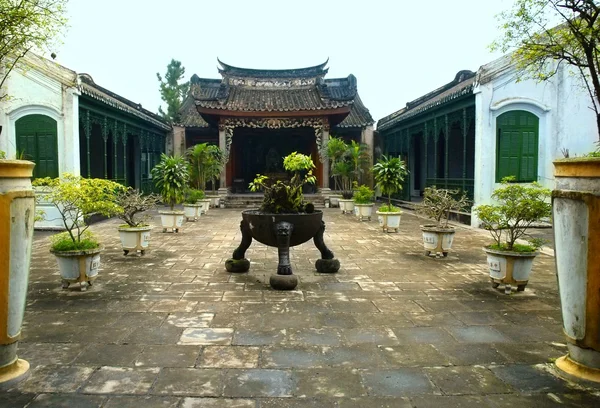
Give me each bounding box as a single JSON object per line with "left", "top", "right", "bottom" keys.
{"left": 472, "top": 63, "right": 598, "bottom": 226}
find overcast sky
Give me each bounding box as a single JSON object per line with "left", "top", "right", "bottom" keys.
{"left": 54, "top": 0, "right": 512, "bottom": 125}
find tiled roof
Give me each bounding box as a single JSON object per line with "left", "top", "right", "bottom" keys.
{"left": 217, "top": 58, "right": 328, "bottom": 79}
{"left": 78, "top": 74, "right": 171, "bottom": 131}
{"left": 337, "top": 94, "right": 374, "bottom": 128}
{"left": 176, "top": 93, "right": 210, "bottom": 128}
{"left": 377, "top": 70, "right": 475, "bottom": 131}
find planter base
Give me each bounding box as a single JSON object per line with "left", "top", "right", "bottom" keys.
{"left": 556, "top": 355, "right": 600, "bottom": 384}
{"left": 225, "top": 258, "right": 250, "bottom": 273}
{"left": 0, "top": 359, "right": 30, "bottom": 391}
{"left": 315, "top": 259, "right": 340, "bottom": 274}
{"left": 421, "top": 226, "right": 455, "bottom": 258}
{"left": 270, "top": 274, "right": 298, "bottom": 290}
{"left": 484, "top": 248, "right": 537, "bottom": 294}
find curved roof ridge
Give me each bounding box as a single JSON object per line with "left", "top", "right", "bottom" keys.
{"left": 216, "top": 58, "right": 329, "bottom": 79}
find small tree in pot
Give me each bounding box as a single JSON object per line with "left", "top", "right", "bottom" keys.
{"left": 183, "top": 188, "right": 205, "bottom": 221}
{"left": 373, "top": 155, "right": 408, "bottom": 233}
{"left": 475, "top": 177, "right": 551, "bottom": 294}
{"left": 417, "top": 186, "right": 469, "bottom": 258}
{"left": 353, "top": 184, "right": 375, "bottom": 221}
{"left": 115, "top": 188, "right": 160, "bottom": 256}
{"left": 151, "top": 154, "right": 189, "bottom": 233}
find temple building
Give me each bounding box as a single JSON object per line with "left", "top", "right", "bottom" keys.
{"left": 173, "top": 60, "right": 374, "bottom": 195}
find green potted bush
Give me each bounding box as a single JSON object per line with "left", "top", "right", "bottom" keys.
{"left": 330, "top": 139, "right": 370, "bottom": 214}
{"left": 33, "top": 174, "right": 125, "bottom": 290}
{"left": 353, "top": 184, "right": 374, "bottom": 221}
{"left": 324, "top": 136, "right": 347, "bottom": 207}
{"left": 115, "top": 188, "right": 160, "bottom": 256}
{"left": 373, "top": 155, "right": 408, "bottom": 233}
{"left": 151, "top": 154, "right": 190, "bottom": 233}
{"left": 417, "top": 186, "right": 469, "bottom": 258}
{"left": 187, "top": 143, "right": 224, "bottom": 208}
{"left": 183, "top": 188, "right": 205, "bottom": 221}
{"left": 474, "top": 177, "right": 551, "bottom": 294}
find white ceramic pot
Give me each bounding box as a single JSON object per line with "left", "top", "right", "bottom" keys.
{"left": 328, "top": 195, "right": 341, "bottom": 208}
{"left": 51, "top": 247, "right": 103, "bottom": 291}
{"left": 421, "top": 225, "right": 455, "bottom": 257}
{"left": 206, "top": 195, "right": 220, "bottom": 208}
{"left": 199, "top": 199, "right": 211, "bottom": 214}
{"left": 376, "top": 211, "right": 402, "bottom": 233}
{"left": 553, "top": 158, "right": 600, "bottom": 382}
{"left": 0, "top": 160, "right": 35, "bottom": 389}
{"left": 483, "top": 247, "right": 537, "bottom": 294}
{"left": 339, "top": 199, "right": 355, "bottom": 214}
{"left": 183, "top": 203, "right": 202, "bottom": 221}
{"left": 159, "top": 210, "right": 185, "bottom": 233}
{"left": 118, "top": 225, "right": 152, "bottom": 255}
{"left": 354, "top": 203, "right": 374, "bottom": 221}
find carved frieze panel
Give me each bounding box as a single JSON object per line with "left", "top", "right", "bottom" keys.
{"left": 227, "top": 77, "right": 316, "bottom": 87}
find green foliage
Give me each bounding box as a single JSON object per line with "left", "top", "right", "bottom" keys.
{"left": 474, "top": 177, "right": 551, "bottom": 251}
{"left": 115, "top": 188, "right": 160, "bottom": 227}
{"left": 491, "top": 0, "right": 600, "bottom": 139}
{"left": 184, "top": 188, "right": 205, "bottom": 204}
{"left": 33, "top": 174, "right": 125, "bottom": 248}
{"left": 157, "top": 59, "right": 189, "bottom": 123}
{"left": 325, "top": 137, "right": 371, "bottom": 194}
{"left": 186, "top": 143, "right": 224, "bottom": 191}
{"left": 378, "top": 204, "right": 401, "bottom": 213}
{"left": 249, "top": 152, "right": 316, "bottom": 214}
{"left": 417, "top": 186, "right": 470, "bottom": 228}
{"left": 0, "top": 150, "right": 5, "bottom": 159}
{"left": 0, "top": 0, "right": 68, "bottom": 100}
{"left": 373, "top": 155, "right": 408, "bottom": 209}
{"left": 353, "top": 184, "right": 374, "bottom": 204}
{"left": 50, "top": 231, "right": 99, "bottom": 252}
{"left": 151, "top": 154, "right": 190, "bottom": 210}
{"left": 487, "top": 242, "right": 540, "bottom": 253}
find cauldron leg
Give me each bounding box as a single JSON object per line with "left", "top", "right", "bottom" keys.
{"left": 270, "top": 221, "right": 298, "bottom": 290}
{"left": 225, "top": 220, "right": 252, "bottom": 273}
{"left": 314, "top": 221, "right": 341, "bottom": 274}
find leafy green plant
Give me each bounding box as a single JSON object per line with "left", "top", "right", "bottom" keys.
{"left": 184, "top": 188, "right": 205, "bottom": 204}
{"left": 378, "top": 204, "right": 401, "bottom": 213}
{"left": 49, "top": 231, "right": 100, "bottom": 252}
{"left": 249, "top": 152, "right": 316, "bottom": 214}
{"left": 353, "top": 184, "right": 374, "bottom": 204}
{"left": 373, "top": 155, "right": 408, "bottom": 210}
{"left": 151, "top": 154, "right": 190, "bottom": 210}
{"left": 417, "top": 186, "right": 469, "bottom": 228}
{"left": 115, "top": 188, "right": 160, "bottom": 228}
{"left": 475, "top": 177, "right": 551, "bottom": 252}
{"left": 0, "top": 150, "right": 6, "bottom": 159}
{"left": 33, "top": 174, "right": 125, "bottom": 251}
{"left": 327, "top": 138, "right": 370, "bottom": 197}
{"left": 186, "top": 143, "right": 224, "bottom": 191}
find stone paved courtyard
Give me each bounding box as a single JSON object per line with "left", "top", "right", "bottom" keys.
{"left": 3, "top": 207, "right": 600, "bottom": 407}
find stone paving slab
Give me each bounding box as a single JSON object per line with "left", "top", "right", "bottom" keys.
{"left": 3, "top": 207, "right": 600, "bottom": 407}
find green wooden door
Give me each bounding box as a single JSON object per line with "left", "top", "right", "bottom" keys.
{"left": 15, "top": 114, "right": 58, "bottom": 179}
{"left": 496, "top": 110, "right": 539, "bottom": 182}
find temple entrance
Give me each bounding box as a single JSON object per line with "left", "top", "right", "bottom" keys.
{"left": 231, "top": 127, "right": 315, "bottom": 193}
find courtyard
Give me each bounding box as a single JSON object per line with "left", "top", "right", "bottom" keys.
{"left": 3, "top": 207, "right": 600, "bottom": 407}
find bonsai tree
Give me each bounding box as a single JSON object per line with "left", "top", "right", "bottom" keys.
{"left": 353, "top": 184, "right": 374, "bottom": 204}
{"left": 475, "top": 177, "right": 551, "bottom": 252}
{"left": 249, "top": 152, "right": 316, "bottom": 214}
{"left": 184, "top": 188, "right": 205, "bottom": 204}
{"left": 32, "top": 174, "right": 125, "bottom": 251}
{"left": 151, "top": 154, "right": 190, "bottom": 210}
{"left": 373, "top": 155, "right": 408, "bottom": 211}
{"left": 115, "top": 188, "right": 160, "bottom": 228}
{"left": 417, "top": 186, "right": 470, "bottom": 228}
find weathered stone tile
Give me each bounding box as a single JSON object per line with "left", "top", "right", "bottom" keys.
{"left": 372, "top": 299, "right": 426, "bottom": 313}
{"left": 0, "top": 392, "right": 36, "bottom": 408}
{"left": 314, "top": 313, "right": 359, "bottom": 329}
{"left": 223, "top": 369, "right": 294, "bottom": 397}
{"left": 104, "top": 396, "right": 181, "bottom": 408}
{"left": 109, "top": 312, "right": 167, "bottom": 328}
{"left": 405, "top": 312, "right": 465, "bottom": 327}
{"left": 19, "top": 365, "right": 94, "bottom": 393}
{"left": 26, "top": 393, "right": 107, "bottom": 408}
{"left": 337, "top": 397, "right": 412, "bottom": 408}
{"left": 152, "top": 368, "right": 222, "bottom": 396}
{"left": 446, "top": 326, "right": 512, "bottom": 343}
{"left": 125, "top": 326, "right": 184, "bottom": 345}
{"left": 73, "top": 344, "right": 144, "bottom": 366}
{"left": 165, "top": 313, "right": 214, "bottom": 328}
{"left": 82, "top": 366, "right": 160, "bottom": 394}
{"left": 492, "top": 324, "right": 563, "bottom": 343}
{"left": 199, "top": 346, "right": 260, "bottom": 368}
{"left": 135, "top": 345, "right": 201, "bottom": 368}
{"left": 259, "top": 399, "right": 337, "bottom": 408}
{"left": 181, "top": 398, "right": 255, "bottom": 408}
{"left": 392, "top": 327, "right": 457, "bottom": 344}
{"left": 377, "top": 344, "right": 451, "bottom": 367}
{"left": 179, "top": 328, "right": 234, "bottom": 345}
{"left": 324, "top": 345, "right": 387, "bottom": 368}
{"left": 341, "top": 328, "right": 398, "bottom": 346}
{"left": 409, "top": 395, "right": 488, "bottom": 408}
{"left": 452, "top": 311, "right": 513, "bottom": 325}
{"left": 233, "top": 329, "right": 287, "bottom": 346}
{"left": 287, "top": 328, "right": 342, "bottom": 346}
{"left": 262, "top": 346, "right": 328, "bottom": 368}
{"left": 294, "top": 368, "right": 366, "bottom": 397}
{"left": 150, "top": 300, "right": 198, "bottom": 312}
{"left": 425, "top": 366, "right": 513, "bottom": 395}
{"left": 360, "top": 368, "right": 436, "bottom": 396}
{"left": 433, "top": 344, "right": 510, "bottom": 366}
{"left": 493, "top": 342, "right": 564, "bottom": 364}
{"left": 17, "top": 343, "right": 83, "bottom": 368}
{"left": 489, "top": 364, "right": 571, "bottom": 393}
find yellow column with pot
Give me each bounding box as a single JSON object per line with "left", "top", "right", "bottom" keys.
{"left": 0, "top": 160, "right": 35, "bottom": 389}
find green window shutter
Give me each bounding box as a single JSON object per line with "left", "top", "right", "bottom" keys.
{"left": 15, "top": 114, "right": 59, "bottom": 179}
{"left": 496, "top": 111, "right": 539, "bottom": 182}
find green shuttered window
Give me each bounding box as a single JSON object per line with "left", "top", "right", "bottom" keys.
{"left": 496, "top": 110, "right": 539, "bottom": 182}
{"left": 15, "top": 114, "right": 59, "bottom": 179}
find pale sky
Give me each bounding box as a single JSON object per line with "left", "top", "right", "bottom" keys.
{"left": 54, "top": 0, "right": 512, "bottom": 125}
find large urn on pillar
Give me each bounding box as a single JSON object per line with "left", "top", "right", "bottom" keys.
{"left": 553, "top": 157, "right": 600, "bottom": 383}
{"left": 0, "top": 159, "right": 35, "bottom": 389}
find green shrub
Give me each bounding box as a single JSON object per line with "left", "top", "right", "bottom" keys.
{"left": 184, "top": 188, "right": 205, "bottom": 204}
{"left": 373, "top": 155, "right": 408, "bottom": 209}
{"left": 378, "top": 204, "right": 401, "bottom": 213}
{"left": 50, "top": 231, "right": 100, "bottom": 252}
{"left": 353, "top": 185, "right": 374, "bottom": 204}
{"left": 417, "top": 186, "right": 469, "bottom": 228}
{"left": 151, "top": 154, "right": 190, "bottom": 210}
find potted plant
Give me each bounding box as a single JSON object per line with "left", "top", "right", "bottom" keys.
{"left": 151, "top": 154, "right": 189, "bottom": 233}
{"left": 353, "top": 184, "right": 375, "bottom": 221}
{"left": 225, "top": 152, "right": 340, "bottom": 290}
{"left": 0, "top": 150, "right": 35, "bottom": 388}
{"left": 417, "top": 186, "right": 469, "bottom": 258}
{"left": 373, "top": 155, "right": 408, "bottom": 233}
{"left": 475, "top": 177, "right": 551, "bottom": 294}
{"left": 115, "top": 188, "right": 159, "bottom": 256}
{"left": 187, "top": 143, "right": 224, "bottom": 208}
{"left": 33, "top": 174, "right": 124, "bottom": 290}
{"left": 331, "top": 139, "right": 371, "bottom": 214}
{"left": 324, "top": 136, "right": 347, "bottom": 207}
{"left": 183, "top": 188, "right": 205, "bottom": 221}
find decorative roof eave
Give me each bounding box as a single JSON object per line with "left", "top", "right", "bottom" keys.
{"left": 217, "top": 58, "right": 329, "bottom": 79}
{"left": 78, "top": 75, "right": 171, "bottom": 132}
{"left": 196, "top": 106, "right": 352, "bottom": 118}
{"left": 336, "top": 94, "right": 375, "bottom": 128}
{"left": 18, "top": 52, "right": 78, "bottom": 88}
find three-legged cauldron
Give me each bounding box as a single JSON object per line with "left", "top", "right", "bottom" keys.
{"left": 225, "top": 210, "right": 340, "bottom": 290}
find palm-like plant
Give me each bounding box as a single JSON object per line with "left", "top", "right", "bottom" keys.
{"left": 186, "top": 143, "right": 224, "bottom": 191}
{"left": 325, "top": 137, "right": 348, "bottom": 191}
{"left": 373, "top": 155, "right": 408, "bottom": 210}
{"left": 151, "top": 154, "right": 189, "bottom": 210}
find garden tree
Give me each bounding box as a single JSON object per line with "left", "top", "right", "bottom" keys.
{"left": 492, "top": 0, "right": 600, "bottom": 140}
{"left": 186, "top": 143, "right": 223, "bottom": 191}
{"left": 157, "top": 59, "right": 189, "bottom": 123}
{"left": 0, "top": 0, "right": 68, "bottom": 100}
